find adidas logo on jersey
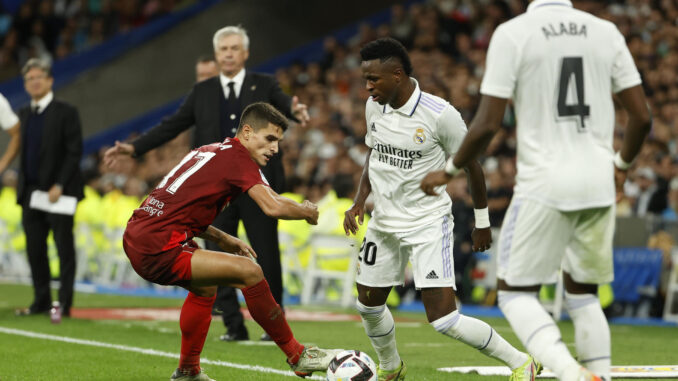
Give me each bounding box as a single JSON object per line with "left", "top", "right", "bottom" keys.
{"left": 426, "top": 270, "right": 438, "bottom": 279}
{"left": 371, "top": 123, "right": 377, "bottom": 132}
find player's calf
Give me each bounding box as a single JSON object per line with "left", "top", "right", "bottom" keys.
{"left": 431, "top": 310, "right": 529, "bottom": 371}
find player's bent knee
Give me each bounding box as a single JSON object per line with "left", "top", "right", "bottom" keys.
{"left": 189, "top": 285, "right": 217, "bottom": 298}
{"left": 240, "top": 261, "right": 264, "bottom": 287}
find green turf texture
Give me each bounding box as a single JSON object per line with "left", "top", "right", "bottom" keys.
{"left": 0, "top": 283, "right": 676, "bottom": 380}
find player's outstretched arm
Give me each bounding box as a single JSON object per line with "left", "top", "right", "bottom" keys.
{"left": 248, "top": 184, "right": 318, "bottom": 225}
{"left": 614, "top": 85, "right": 652, "bottom": 200}
{"left": 344, "top": 149, "right": 372, "bottom": 236}
{"left": 198, "top": 225, "right": 257, "bottom": 259}
{"left": 464, "top": 160, "right": 492, "bottom": 252}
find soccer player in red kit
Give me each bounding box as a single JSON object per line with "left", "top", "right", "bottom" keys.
{"left": 122, "top": 102, "right": 341, "bottom": 381}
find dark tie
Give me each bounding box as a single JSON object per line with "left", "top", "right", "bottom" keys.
{"left": 227, "top": 82, "right": 236, "bottom": 102}
{"left": 32, "top": 105, "right": 39, "bottom": 114}
{"left": 225, "top": 82, "right": 240, "bottom": 137}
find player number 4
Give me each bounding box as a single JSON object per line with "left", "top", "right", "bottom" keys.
{"left": 156, "top": 151, "right": 217, "bottom": 194}
{"left": 557, "top": 56, "right": 590, "bottom": 130}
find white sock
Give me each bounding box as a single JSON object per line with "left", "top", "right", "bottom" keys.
{"left": 356, "top": 301, "right": 400, "bottom": 371}
{"left": 431, "top": 310, "right": 528, "bottom": 369}
{"left": 498, "top": 291, "right": 581, "bottom": 381}
{"left": 565, "top": 292, "right": 611, "bottom": 380}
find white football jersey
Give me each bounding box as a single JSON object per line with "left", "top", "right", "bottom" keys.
{"left": 480, "top": 0, "right": 641, "bottom": 211}
{"left": 365, "top": 79, "right": 468, "bottom": 232}
{"left": 0, "top": 92, "right": 18, "bottom": 130}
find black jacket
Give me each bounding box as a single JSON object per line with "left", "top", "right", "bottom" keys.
{"left": 17, "top": 99, "right": 84, "bottom": 204}
{"left": 132, "top": 72, "right": 292, "bottom": 192}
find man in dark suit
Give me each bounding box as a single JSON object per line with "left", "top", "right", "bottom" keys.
{"left": 104, "top": 26, "right": 309, "bottom": 341}
{"left": 15, "top": 58, "right": 84, "bottom": 317}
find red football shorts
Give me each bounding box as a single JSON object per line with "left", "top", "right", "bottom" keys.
{"left": 123, "top": 239, "right": 199, "bottom": 287}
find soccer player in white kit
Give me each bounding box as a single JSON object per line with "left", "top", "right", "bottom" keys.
{"left": 344, "top": 38, "right": 540, "bottom": 381}
{"left": 0, "top": 92, "right": 20, "bottom": 174}
{"left": 421, "top": 1, "right": 652, "bottom": 380}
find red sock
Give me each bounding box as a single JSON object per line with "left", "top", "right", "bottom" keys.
{"left": 178, "top": 292, "right": 215, "bottom": 375}
{"left": 242, "top": 279, "right": 304, "bottom": 363}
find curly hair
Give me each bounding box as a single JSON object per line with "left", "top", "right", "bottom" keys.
{"left": 359, "top": 37, "right": 412, "bottom": 76}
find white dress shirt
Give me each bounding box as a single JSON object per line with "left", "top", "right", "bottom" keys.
{"left": 30, "top": 91, "right": 54, "bottom": 114}
{"left": 219, "top": 69, "right": 246, "bottom": 99}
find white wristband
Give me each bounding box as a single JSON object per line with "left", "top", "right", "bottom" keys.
{"left": 474, "top": 207, "right": 490, "bottom": 229}
{"left": 444, "top": 157, "right": 462, "bottom": 176}
{"left": 614, "top": 151, "right": 632, "bottom": 170}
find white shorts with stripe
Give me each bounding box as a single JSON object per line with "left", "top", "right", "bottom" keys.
{"left": 356, "top": 213, "right": 456, "bottom": 289}
{"left": 497, "top": 197, "right": 615, "bottom": 286}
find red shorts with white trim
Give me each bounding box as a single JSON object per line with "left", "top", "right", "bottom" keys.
{"left": 123, "top": 239, "right": 199, "bottom": 287}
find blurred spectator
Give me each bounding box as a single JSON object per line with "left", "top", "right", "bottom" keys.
{"left": 194, "top": 54, "right": 218, "bottom": 83}
{"left": 0, "top": 0, "right": 187, "bottom": 80}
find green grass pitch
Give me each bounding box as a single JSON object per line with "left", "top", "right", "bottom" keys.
{"left": 0, "top": 283, "right": 676, "bottom": 380}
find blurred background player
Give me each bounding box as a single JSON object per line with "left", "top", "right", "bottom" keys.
{"left": 122, "top": 103, "right": 340, "bottom": 381}
{"left": 344, "top": 38, "right": 538, "bottom": 381}
{"left": 0, "top": 91, "right": 20, "bottom": 174}
{"left": 421, "top": 0, "right": 653, "bottom": 380}
{"left": 104, "top": 25, "right": 310, "bottom": 342}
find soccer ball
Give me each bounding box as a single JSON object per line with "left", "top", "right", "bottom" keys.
{"left": 326, "top": 350, "right": 377, "bottom": 381}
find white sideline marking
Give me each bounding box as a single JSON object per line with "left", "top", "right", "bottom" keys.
{"left": 438, "top": 365, "right": 678, "bottom": 378}
{"left": 0, "top": 326, "right": 324, "bottom": 380}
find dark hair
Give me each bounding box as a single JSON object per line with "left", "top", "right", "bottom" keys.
{"left": 196, "top": 55, "right": 216, "bottom": 64}
{"left": 238, "top": 102, "right": 289, "bottom": 133}
{"left": 360, "top": 37, "right": 412, "bottom": 76}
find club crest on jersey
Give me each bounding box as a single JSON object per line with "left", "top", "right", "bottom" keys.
{"left": 413, "top": 128, "right": 426, "bottom": 144}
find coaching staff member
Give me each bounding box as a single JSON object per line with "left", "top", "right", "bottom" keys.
{"left": 105, "top": 26, "right": 309, "bottom": 341}
{"left": 15, "top": 58, "right": 84, "bottom": 317}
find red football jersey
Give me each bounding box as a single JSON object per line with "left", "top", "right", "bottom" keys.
{"left": 124, "top": 138, "right": 267, "bottom": 254}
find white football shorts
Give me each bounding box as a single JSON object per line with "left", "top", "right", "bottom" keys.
{"left": 497, "top": 197, "right": 615, "bottom": 286}
{"left": 356, "top": 213, "right": 456, "bottom": 289}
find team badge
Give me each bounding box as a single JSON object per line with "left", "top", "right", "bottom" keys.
{"left": 413, "top": 128, "right": 426, "bottom": 144}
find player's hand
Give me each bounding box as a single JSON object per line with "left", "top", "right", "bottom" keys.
{"left": 420, "top": 170, "right": 452, "bottom": 196}
{"left": 103, "top": 141, "right": 135, "bottom": 169}
{"left": 219, "top": 234, "right": 257, "bottom": 259}
{"left": 47, "top": 184, "right": 63, "bottom": 203}
{"left": 343, "top": 202, "right": 365, "bottom": 236}
{"left": 303, "top": 200, "right": 318, "bottom": 225}
{"left": 291, "top": 96, "right": 310, "bottom": 127}
{"left": 614, "top": 167, "right": 627, "bottom": 203}
{"left": 471, "top": 227, "right": 492, "bottom": 252}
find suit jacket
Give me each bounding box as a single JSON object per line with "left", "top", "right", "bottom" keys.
{"left": 17, "top": 99, "right": 84, "bottom": 204}
{"left": 133, "top": 72, "right": 292, "bottom": 192}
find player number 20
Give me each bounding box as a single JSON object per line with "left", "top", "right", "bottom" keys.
{"left": 358, "top": 239, "right": 377, "bottom": 266}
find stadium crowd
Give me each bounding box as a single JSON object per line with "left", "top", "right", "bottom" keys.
{"left": 1, "top": 0, "right": 677, "bottom": 310}
{"left": 0, "top": 0, "right": 189, "bottom": 80}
